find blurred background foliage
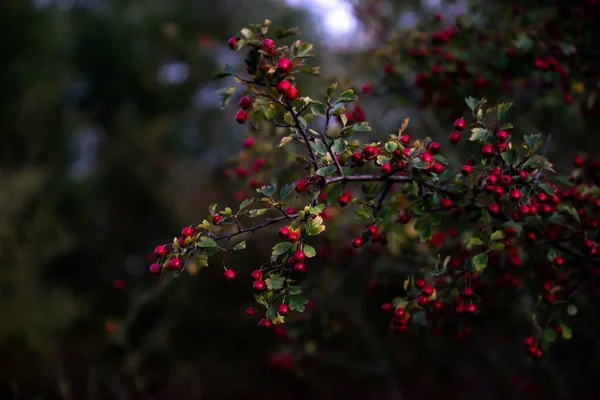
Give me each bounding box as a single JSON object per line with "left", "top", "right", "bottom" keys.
{"left": 1, "top": 0, "right": 599, "bottom": 399}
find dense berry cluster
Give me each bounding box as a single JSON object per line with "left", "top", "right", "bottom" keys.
{"left": 147, "top": 19, "right": 600, "bottom": 384}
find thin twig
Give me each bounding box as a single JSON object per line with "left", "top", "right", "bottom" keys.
{"left": 285, "top": 99, "right": 319, "bottom": 169}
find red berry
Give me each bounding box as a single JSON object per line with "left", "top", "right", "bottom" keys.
{"left": 415, "top": 279, "right": 426, "bottom": 289}
{"left": 277, "top": 58, "right": 292, "bottom": 74}
{"left": 465, "top": 303, "right": 477, "bottom": 313}
{"left": 449, "top": 131, "right": 461, "bottom": 144}
{"left": 228, "top": 36, "right": 239, "bottom": 50}
{"left": 573, "top": 156, "right": 585, "bottom": 168}
{"left": 496, "top": 130, "right": 508, "bottom": 143}
{"left": 454, "top": 118, "right": 466, "bottom": 131}
{"left": 167, "top": 258, "right": 182, "bottom": 270}
{"left": 380, "top": 303, "right": 392, "bottom": 312}
{"left": 488, "top": 203, "right": 500, "bottom": 215}
{"left": 429, "top": 142, "right": 441, "bottom": 154}
{"left": 338, "top": 193, "right": 351, "bottom": 207}
{"left": 417, "top": 296, "right": 429, "bottom": 307}
{"left": 277, "top": 80, "right": 292, "bottom": 95}
{"left": 293, "top": 262, "right": 305, "bottom": 273}
{"left": 149, "top": 263, "right": 162, "bottom": 275}
{"left": 278, "top": 227, "right": 290, "bottom": 238}
{"left": 422, "top": 286, "right": 434, "bottom": 297}
{"left": 399, "top": 213, "right": 411, "bottom": 224}
{"left": 224, "top": 269, "right": 236, "bottom": 280}
{"left": 154, "top": 245, "right": 167, "bottom": 258}
{"left": 250, "top": 269, "right": 262, "bottom": 280}
{"left": 461, "top": 165, "right": 472, "bottom": 176}
{"left": 462, "top": 287, "right": 474, "bottom": 297}
{"left": 262, "top": 38, "right": 275, "bottom": 55}
{"left": 366, "top": 225, "right": 378, "bottom": 237}
{"left": 235, "top": 110, "right": 247, "bottom": 124}
{"left": 239, "top": 96, "right": 252, "bottom": 110}
{"left": 523, "top": 336, "right": 535, "bottom": 347}
{"left": 554, "top": 256, "right": 564, "bottom": 267}
{"left": 431, "top": 163, "right": 444, "bottom": 175}
{"left": 509, "top": 189, "right": 521, "bottom": 202}
{"left": 351, "top": 237, "right": 364, "bottom": 248}
{"left": 288, "top": 231, "right": 299, "bottom": 242}
{"left": 481, "top": 144, "right": 494, "bottom": 157}
{"left": 242, "top": 137, "right": 255, "bottom": 149}
{"left": 212, "top": 215, "right": 222, "bottom": 225}
{"left": 381, "top": 163, "right": 392, "bottom": 175}
{"left": 245, "top": 307, "right": 256, "bottom": 316}
{"left": 421, "top": 151, "right": 433, "bottom": 164}
{"left": 294, "top": 250, "right": 305, "bottom": 261}
{"left": 284, "top": 85, "right": 298, "bottom": 101}
{"left": 258, "top": 318, "right": 271, "bottom": 328}
{"left": 253, "top": 280, "right": 266, "bottom": 291}
{"left": 181, "top": 226, "right": 194, "bottom": 238}
{"left": 400, "top": 134, "right": 410, "bottom": 145}
{"left": 519, "top": 170, "right": 528, "bottom": 182}
{"left": 295, "top": 178, "right": 307, "bottom": 193}
{"left": 440, "top": 198, "right": 453, "bottom": 210}
{"left": 277, "top": 303, "right": 289, "bottom": 315}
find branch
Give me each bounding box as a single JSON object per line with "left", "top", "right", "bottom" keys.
{"left": 285, "top": 99, "right": 319, "bottom": 169}
{"left": 214, "top": 213, "right": 299, "bottom": 242}
{"left": 319, "top": 105, "right": 345, "bottom": 177}
{"left": 325, "top": 174, "right": 413, "bottom": 185}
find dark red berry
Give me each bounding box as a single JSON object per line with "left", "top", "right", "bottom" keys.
{"left": 351, "top": 237, "right": 364, "bottom": 248}
{"left": 239, "top": 96, "right": 253, "bottom": 110}
{"left": 149, "top": 263, "right": 162, "bottom": 275}
{"left": 449, "top": 131, "right": 461, "bottom": 144}
{"left": 253, "top": 280, "right": 266, "bottom": 291}
{"left": 167, "top": 258, "right": 182, "bottom": 270}
{"left": 278, "top": 303, "right": 289, "bottom": 315}
{"left": 228, "top": 36, "right": 239, "bottom": 50}
{"left": 454, "top": 118, "right": 466, "bottom": 131}
{"left": 154, "top": 245, "right": 167, "bottom": 258}
{"left": 235, "top": 110, "right": 247, "bottom": 124}
{"left": 277, "top": 58, "right": 292, "bottom": 74}
{"left": 224, "top": 269, "right": 236, "bottom": 280}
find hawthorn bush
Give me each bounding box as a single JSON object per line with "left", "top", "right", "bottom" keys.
{"left": 143, "top": 5, "right": 600, "bottom": 397}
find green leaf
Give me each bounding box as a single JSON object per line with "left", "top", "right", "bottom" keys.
{"left": 501, "top": 148, "right": 519, "bottom": 167}
{"left": 559, "top": 204, "right": 581, "bottom": 223}
{"left": 266, "top": 306, "right": 278, "bottom": 322}
{"left": 560, "top": 324, "right": 573, "bottom": 339}
{"left": 239, "top": 198, "right": 254, "bottom": 211}
{"left": 265, "top": 274, "right": 285, "bottom": 290}
{"left": 217, "top": 86, "right": 237, "bottom": 109}
{"left": 490, "top": 230, "right": 504, "bottom": 241}
{"left": 312, "top": 139, "right": 328, "bottom": 156}
{"left": 339, "top": 112, "right": 348, "bottom": 126}
{"left": 289, "top": 285, "right": 302, "bottom": 295}
{"left": 412, "top": 161, "right": 430, "bottom": 170}
{"left": 544, "top": 328, "right": 558, "bottom": 343}
{"left": 274, "top": 26, "right": 300, "bottom": 39}
{"left": 278, "top": 135, "right": 293, "bottom": 147}
{"left": 280, "top": 182, "right": 296, "bottom": 201}
{"left": 470, "top": 127, "right": 492, "bottom": 142}
{"left": 472, "top": 253, "right": 488, "bottom": 273}
{"left": 355, "top": 207, "right": 370, "bottom": 219}
{"left": 537, "top": 183, "right": 555, "bottom": 196}
{"left": 249, "top": 208, "right": 268, "bottom": 217}
{"left": 288, "top": 295, "right": 309, "bottom": 312}
{"left": 385, "top": 141, "right": 398, "bottom": 153}
{"left": 465, "top": 96, "right": 482, "bottom": 111}
{"left": 303, "top": 244, "right": 316, "bottom": 258}
{"left": 415, "top": 217, "right": 433, "bottom": 242}
{"left": 317, "top": 165, "right": 337, "bottom": 176}
{"left": 272, "top": 242, "right": 292, "bottom": 256}
{"left": 489, "top": 242, "right": 505, "bottom": 250}
{"left": 497, "top": 102, "right": 513, "bottom": 120}
{"left": 558, "top": 42, "right": 576, "bottom": 56}
{"left": 514, "top": 33, "right": 534, "bottom": 51}
{"left": 311, "top": 103, "right": 327, "bottom": 117}
{"left": 337, "top": 89, "right": 358, "bottom": 103}
{"left": 498, "top": 122, "right": 514, "bottom": 130}
{"left": 567, "top": 304, "right": 578, "bottom": 316}
{"left": 258, "top": 184, "right": 277, "bottom": 198}
{"left": 306, "top": 215, "right": 326, "bottom": 236}
{"left": 352, "top": 122, "right": 371, "bottom": 132}
{"left": 296, "top": 43, "right": 313, "bottom": 58}
{"left": 240, "top": 27, "right": 254, "bottom": 39}
{"left": 195, "top": 254, "right": 209, "bottom": 268}
{"left": 524, "top": 133, "right": 543, "bottom": 152}
{"left": 233, "top": 241, "right": 247, "bottom": 251}
{"left": 326, "top": 82, "right": 338, "bottom": 97}
{"left": 468, "top": 237, "right": 484, "bottom": 246}
{"left": 331, "top": 138, "right": 346, "bottom": 154}
{"left": 199, "top": 237, "right": 218, "bottom": 248}
{"left": 309, "top": 204, "right": 325, "bottom": 215}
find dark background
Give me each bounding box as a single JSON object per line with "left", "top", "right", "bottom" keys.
{"left": 1, "top": 0, "right": 599, "bottom": 399}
